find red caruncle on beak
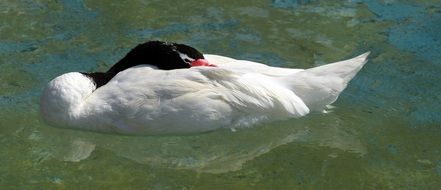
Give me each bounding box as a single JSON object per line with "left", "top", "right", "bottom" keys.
{"left": 191, "top": 59, "right": 217, "bottom": 67}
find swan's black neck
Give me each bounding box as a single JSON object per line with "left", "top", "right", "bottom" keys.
{"left": 81, "top": 41, "right": 205, "bottom": 88}
{"left": 81, "top": 72, "right": 113, "bottom": 88}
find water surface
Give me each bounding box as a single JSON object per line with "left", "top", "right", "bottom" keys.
{"left": 1, "top": 0, "right": 440, "bottom": 189}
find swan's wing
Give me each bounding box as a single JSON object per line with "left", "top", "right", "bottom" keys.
{"left": 195, "top": 68, "right": 310, "bottom": 127}
{"left": 88, "top": 66, "right": 309, "bottom": 134}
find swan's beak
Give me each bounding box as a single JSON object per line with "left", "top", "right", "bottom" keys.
{"left": 191, "top": 59, "right": 217, "bottom": 67}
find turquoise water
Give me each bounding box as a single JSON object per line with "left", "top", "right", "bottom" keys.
{"left": 1, "top": 0, "right": 440, "bottom": 189}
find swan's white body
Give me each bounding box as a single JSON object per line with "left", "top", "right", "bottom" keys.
{"left": 41, "top": 53, "right": 369, "bottom": 135}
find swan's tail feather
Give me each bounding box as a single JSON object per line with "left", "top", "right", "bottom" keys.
{"left": 280, "top": 52, "right": 370, "bottom": 111}
{"left": 305, "top": 52, "right": 370, "bottom": 82}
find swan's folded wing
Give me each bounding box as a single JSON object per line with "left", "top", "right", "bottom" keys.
{"left": 93, "top": 67, "right": 309, "bottom": 133}
{"left": 197, "top": 68, "right": 310, "bottom": 127}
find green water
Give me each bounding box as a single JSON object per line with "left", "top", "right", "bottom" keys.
{"left": 1, "top": 0, "right": 440, "bottom": 189}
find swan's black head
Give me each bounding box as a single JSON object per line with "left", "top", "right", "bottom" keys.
{"left": 109, "top": 41, "right": 205, "bottom": 72}
{"left": 84, "top": 41, "right": 209, "bottom": 88}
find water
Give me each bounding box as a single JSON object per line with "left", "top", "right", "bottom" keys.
{"left": 1, "top": 0, "right": 440, "bottom": 189}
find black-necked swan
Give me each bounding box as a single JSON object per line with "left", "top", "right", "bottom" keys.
{"left": 40, "top": 41, "right": 369, "bottom": 135}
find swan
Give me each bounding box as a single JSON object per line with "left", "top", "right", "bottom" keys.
{"left": 40, "top": 41, "right": 369, "bottom": 135}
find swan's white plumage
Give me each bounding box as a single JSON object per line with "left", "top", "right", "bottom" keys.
{"left": 40, "top": 52, "right": 369, "bottom": 135}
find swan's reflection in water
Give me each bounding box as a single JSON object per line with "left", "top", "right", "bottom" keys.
{"left": 37, "top": 111, "right": 366, "bottom": 174}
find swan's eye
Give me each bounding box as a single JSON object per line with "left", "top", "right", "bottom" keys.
{"left": 184, "top": 59, "right": 190, "bottom": 63}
